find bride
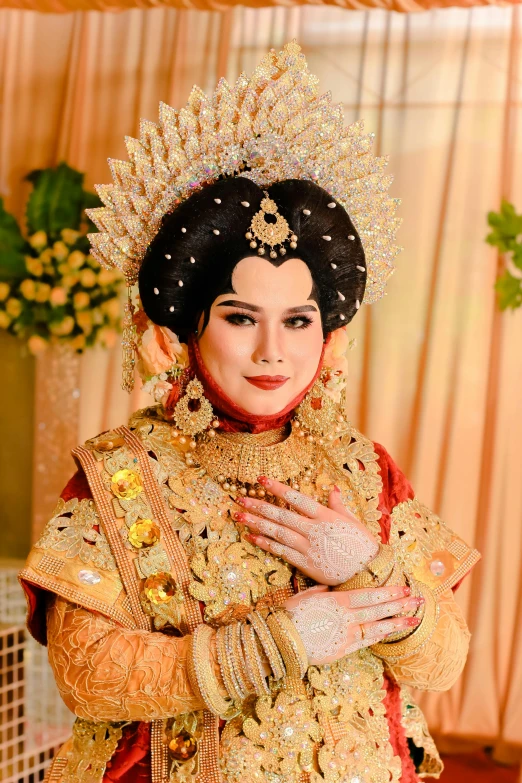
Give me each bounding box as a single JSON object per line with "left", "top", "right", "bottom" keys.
{"left": 20, "top": 42, "right": 480, "bottom": 783}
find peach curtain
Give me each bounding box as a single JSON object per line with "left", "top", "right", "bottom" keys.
{"left": 1, "top": 5, "right": 521, "bottom": 757}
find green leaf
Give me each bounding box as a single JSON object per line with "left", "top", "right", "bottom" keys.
{"left": 486, "top": 200, "right": 522, "bottom": 250}
{"left": 494, "top": 270, "right": 522, "bottom": 311}
{"left": 0, "top": 198, "right": 28, "bottom": 281}
{"left": 25, "top": 163, "right": 86, "bottom": 238}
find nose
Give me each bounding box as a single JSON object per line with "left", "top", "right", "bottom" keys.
{"left": 251, "top": 322, "right": 284, "bottom": 365}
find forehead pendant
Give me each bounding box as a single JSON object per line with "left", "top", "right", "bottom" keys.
{"left": 245, "top": 193, "right": 298, "bottom": 259}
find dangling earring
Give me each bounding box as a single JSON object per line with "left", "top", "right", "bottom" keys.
{"left": 173, "top": 378, "right": 219, "bottom": 442}
{"left": 294, "top": 370, "right": 345, "bottom": 441}
{"left": 121, "top": 286, "right": 136, "bottom": 393}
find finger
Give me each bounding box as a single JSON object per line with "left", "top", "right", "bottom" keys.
{"left": 350, "top": 596, "right": 423, "bottom": 624}
{"left": 235, "top": 511, "right": 308, "bottom": 552}
{"left": 245, "top": 533, "right": 310, "bottom": 573}
{"left": 360, "top": 615, "right": 421, "bottom": 643}
{"left": 258, "top": 476, "right": 321, "bottom": 518}
{"left": 346, "top": 585, "right": 411, "bottom": 608}
{"left": 327, "top": 486, "right": 349, "bottom": 516}
{"left": 237, "top": 497, "right": 311, "bottom": 534}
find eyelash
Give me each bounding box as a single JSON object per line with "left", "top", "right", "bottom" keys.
{"left": 224, "top": 312, "right": 313, "bottom": 330}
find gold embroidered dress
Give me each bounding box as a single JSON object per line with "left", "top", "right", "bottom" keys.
{"left": 20, "top": 400, "right": 479, "bottom": 783}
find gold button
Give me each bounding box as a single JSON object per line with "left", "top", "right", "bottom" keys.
{"left": 111, "top": 469, "right": 143, "bottom": 499}
{"left": 144, "top": 572, "right": 176, "bottom": 604}
{"left": 128, "top": 519, "right": 160, "bottom": 548}
{"left": 168, "top": 730, "right": 198, "bottom": 762}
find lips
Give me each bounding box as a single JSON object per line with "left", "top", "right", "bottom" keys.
{"left": 244, "top": 375, "right": 290, "bottom": 390}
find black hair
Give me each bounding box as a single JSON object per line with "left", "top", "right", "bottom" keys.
{"left": 138, "top": 177, "right": 366, "bottom": 340}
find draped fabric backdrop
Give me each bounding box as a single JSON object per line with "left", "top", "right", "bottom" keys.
{"left": 1, "top": 5, "right": 521, "bottom": 762}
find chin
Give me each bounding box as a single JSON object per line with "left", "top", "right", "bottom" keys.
{"left": 237, "top": 387, "right": 297, "bottom": 417}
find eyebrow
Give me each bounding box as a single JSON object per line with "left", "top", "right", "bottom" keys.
{"left": 217, "top": 299, "right": 318, "bottom": 314}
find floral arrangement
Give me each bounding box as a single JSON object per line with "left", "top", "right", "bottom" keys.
{"left": 0, "top": 163, "right": 124, "bottom": 354}
{"left": 133, "top": 307, "right": 189, "bottom": 405}
{"left": 486, "top": 200, "right": 522, "bottom": 311}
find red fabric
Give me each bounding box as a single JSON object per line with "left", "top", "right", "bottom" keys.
{"left": 103, "top": 723, "right": 152, "bottom": 783}
{"left": 383, "top": 676, "right": 419, "bottom": 783}
{"left": 164, "top": 333, "right": 328, "bottom": 434}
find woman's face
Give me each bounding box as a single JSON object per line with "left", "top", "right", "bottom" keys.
{"left": 198, "top": 256, "right": 324, "bottom": 415}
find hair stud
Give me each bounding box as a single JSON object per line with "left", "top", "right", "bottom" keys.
{"left": 327, "top": 202, "right": 336, "bottom": 209}
{"left": 190, "top": 257, "right": 196, "bottom": 263}
{"left": 348, "top": 235, "right": 355, "bottom": 241}
{"left": 165, "top": 254, "right": 172, "bottom": 260}
{"left": 169, "top": 306, "right": 175, "bottom": 312}
{"left": 153, "top": 287, "right": 159, "bottom": 295}
{"left": 181, "top": 227, "right": 187, "bottom": 233}
{"left": 338, "top": 291, "right": 346, "bottom": 301}
{"left": 322, "top": 235, "right": 331, "bottom": 242}
{"left": 178, "top": 280, "right": 184, "bottom": 287}
{"left": 339, "top": 314, "right": 346, "bottom": 321}
{"left": 213, "top": 229, "right": 220, "bottom": 235}
{"left": 357, "top": 265, "right": 365, "bottom": 272}
{"left": 330, "top": 263, "right": 337, "bottom": 269}
{"left": 355, "top": 300, "right": 360, "bottom": 309}
{"left": 214, "top": 198, "right": 222, "bottom": 204}
{"left": 302, "top": 209, "right": 311, "bottom": 216}
{"left": 241, "top": 201, "right": 250, "bottom": 207}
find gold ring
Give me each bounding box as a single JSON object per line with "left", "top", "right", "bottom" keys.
{"left": 359, "top": 624, "right": 366, "bottom": 640}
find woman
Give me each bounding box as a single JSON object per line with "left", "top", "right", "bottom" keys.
{"left": 20, "top": 42, "right": 480, "bottom": 783}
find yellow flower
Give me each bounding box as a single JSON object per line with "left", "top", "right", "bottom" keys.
{"left": 80, "top": 269, "right": 97, "bottom": 288}
{"left": 25, "top": 257, "right": 44, "bottom": 277}
{"left": 28, "top": 231, "right": 48, "bottom": 250}
{"left": 61, "top": 229, "right": 81, "bottom": 246}
{"left": 6, "top": 298, "right": 22, "bottom": 318}
{"left": 0, "top": 283, "right": 10, "bottom": 301}
{"left": 57, "top": 263, "right": 70, "bottom": 275}
{"left": 68, "top": 250, "right": 86, "bottom": 270}
{"left": 39, "top": 248, "right": 54, "bottom": 266}
{"left": 34, "top": 283, "right": 51, "bottom": 303}
{"left": 20, "top": 279, "right": 36, "bottom": 300}
{"left": 62, "top": 273, "right": 79, "bottom": 288}
{"left": 27, "top": 335, "right": 48, "bottom": 355}
{"left": 98, "top": 268, "right": 115, "bottom": 286}
{"left": 71, "top": 333, "right": 86, "bottom": 351}
{"left": 73, "top": 291, "right": 90, "bottom": 310}
{"left": 53, "top": 240, "right": 69, "bottom": 261}
{"left": 0, "top": 311, "right": 11, "bottom": 329}
{"left": 101, "top": 298, "right": 121, "bottom": 320}
{"left": 50, "top": 316, "right": 75, "bottom": 336}
{"left": 86, "top": 254, "right": 99, "bottom": 269}
{"left": 98, "top": 327, "right": 118, "bottom": 348}
{"left": 50, "top": 287, "right": 68, "bottom": 306}
{"left": 76, "top": 310, "right": 93, "bottom": 335}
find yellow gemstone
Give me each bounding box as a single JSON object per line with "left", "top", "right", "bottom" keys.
{"left": 128, "top": 519, "right": 160, "bottom": 548}
{"left": 168, "top": 730, "right": 198, "bottom": 762}
{"left": 111, "top": 469, "right": 143, "bottom": 500}
{"left": 144, "top": 572, "right": 177, "bottom": 604}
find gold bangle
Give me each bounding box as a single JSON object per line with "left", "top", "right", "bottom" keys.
{"left": 189, "top": 624, "right": 235, "bottom": 717}
{"left": 333, "top": 543, "right": 395, "bottom": 591}
{"left": 216, "top": 625, "right": 244, "bottom": 702}
{"left": 225, "top": 624, "right": 248, "bottom": 700}
{"left": 230, "top": 621, "right": 253, "bottom": 693}
{"left": 241, "top": 623, "right": 270, "bottom": 695}
{"left": 248, "top": 611, "right": 286, "bottom": 681}
{"left": 371, "top": 583, "right": 439, "bottom": 661}
{"left": 266, "top": 610, "right": 308, "bottom": 679}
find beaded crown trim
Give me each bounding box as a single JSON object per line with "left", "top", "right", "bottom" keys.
{"left": 86, "top": 41, "right": 401, "bottom": 304}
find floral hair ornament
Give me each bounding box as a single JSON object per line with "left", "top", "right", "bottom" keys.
{"left": 246, "top": 192, "right": 297, "bottom": 258}
{"left": 86, "top": 41, "right": 401, "bottom": 391}
{"left": 133, "top": 305, "right": 189, "bottom": 405}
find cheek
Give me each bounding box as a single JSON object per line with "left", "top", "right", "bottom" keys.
{"left": 198, "top": 318, "right": 251, "bottom": 368}
{"left": 287, "top": 324, "right": 325, "bottom": 373}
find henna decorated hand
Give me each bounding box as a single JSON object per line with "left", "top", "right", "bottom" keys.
{"left": 283, "top": 584, "right": 423, "bottom": 665}
{"left": 234, "top": 477, "right": 380, "bottom": 586}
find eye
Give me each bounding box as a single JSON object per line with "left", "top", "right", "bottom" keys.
{"left": 284, "top": 315, "right": 313, "bottom": 330}
{"left": 225, "top": 312, "right": 258, "bottom": 327}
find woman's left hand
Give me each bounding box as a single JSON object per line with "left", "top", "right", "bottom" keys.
{"left": 234, "top": 476, "right": 380, "bottom": 587}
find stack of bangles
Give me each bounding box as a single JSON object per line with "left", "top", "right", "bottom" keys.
{"left": 187, "top": 609, "right": 308, "bottom": 717}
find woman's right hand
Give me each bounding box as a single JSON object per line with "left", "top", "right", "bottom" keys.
{"left": 283, "top": 584, "right": 423, "bottom": 666}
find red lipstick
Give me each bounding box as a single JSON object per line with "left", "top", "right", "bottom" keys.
{"left": 244, "top": 375, "right": 289, "bottom": 390}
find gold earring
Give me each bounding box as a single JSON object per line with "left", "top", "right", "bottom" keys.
{"left": 173, "top": 378, "right": 217, "bottom": 439}
{"left": 294, "top": 371, "right": 342, "bottom": 440}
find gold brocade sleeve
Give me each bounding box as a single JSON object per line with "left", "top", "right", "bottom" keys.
{"left": 46, "top": 595, "right": 222, "bottom": 722}
{"left": 376, "top": 590, "right": 471, "bottom": 692}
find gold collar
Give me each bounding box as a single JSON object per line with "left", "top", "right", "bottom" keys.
{"left": 194, "top": 423, "right": 316, "bottom": 488}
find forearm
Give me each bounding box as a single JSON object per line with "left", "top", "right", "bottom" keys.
{"left": 47, "top": 596, "right": 210, "bottom": 722}
{"left": 371, "top": 589, "right": 471, "bottom": 691}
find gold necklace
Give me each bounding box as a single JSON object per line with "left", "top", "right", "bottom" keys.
{"left": 193, "top": 423, "right": 317, "bottom": 498}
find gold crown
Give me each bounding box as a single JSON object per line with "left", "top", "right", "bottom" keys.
{"left": 86, "top": 41, "right": 401, "bottom": 305}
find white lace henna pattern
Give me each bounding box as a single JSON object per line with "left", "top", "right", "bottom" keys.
{"left": 255, "top": 504, "right": 305, "bottom": 530}
{"left": 289, "top": 595, "right": 351, "bottom": 660}
{"left": 284, "top": 490, "right": 320, "bottom": 517}
{"left": 364, "top": 620, "right": 397, "bottom": 640}
{"left": 270, "top": 542, "right": 308, "bottom": 571}
{"left": 307, "top": 520, "right": 378, "bottom": 582}
{"left": 350, "top": 588, "right": 400, "bottom": 607}
{"left": 257, "top": 519, "right": 300, "bottom": 548}
{"left": 351, "top": 600, "right": 406, "bottom": 624}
